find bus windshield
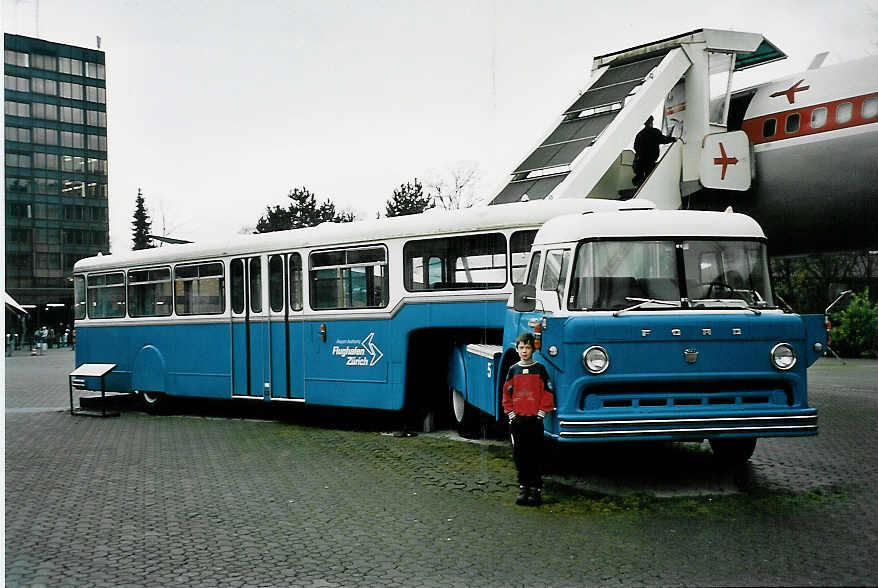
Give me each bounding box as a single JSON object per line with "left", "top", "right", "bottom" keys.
{"left": 568, "top": 239, "right": 773, "bottom": 311}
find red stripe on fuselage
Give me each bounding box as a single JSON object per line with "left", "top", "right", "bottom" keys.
{"left": 742, "top": 92, "right": 878, "bottom": 146}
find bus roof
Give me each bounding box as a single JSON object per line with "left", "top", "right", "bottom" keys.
{"left": 75, "top": 198, "right": 654, "bottom": 273}
{"left": 533, "top": 209, "right": 766, "bottom": 246}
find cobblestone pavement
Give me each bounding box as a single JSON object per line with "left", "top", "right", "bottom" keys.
{"left": 5, "top": 350, "right": 878, "bottom": 586}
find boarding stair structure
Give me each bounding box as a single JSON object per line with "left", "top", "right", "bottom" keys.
{"left": 489, "top": 29, "right": 786, "bottom": 208}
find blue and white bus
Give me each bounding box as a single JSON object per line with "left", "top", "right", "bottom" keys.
{"left": 73, "top": 200, "right": 825, "bottom": 463}
{"left": 73, "top": 199, "right": 629, "bottom": 414}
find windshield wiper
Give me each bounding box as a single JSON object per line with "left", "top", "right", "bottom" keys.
{"left": 692, "top": 298, "right": 762, "bottom": 315}
{"left": 613, "top": 297, "right": 681, "bottom": 317}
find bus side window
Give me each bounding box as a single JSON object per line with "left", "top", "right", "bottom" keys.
{"left": 269, "top": 254, "right": 284, "bottom": 313}
{"left": 510, "top": 230, "right": 537, "bottom": 284}
{"left": 249, "top": 257, "right": 262, "bottom": 313}
{"left": 540, "top": 249, "right": 570, "bottom": 306}
{"left": 289, "top": 253, "right": 303, "bottom": 311}
{"left": 231, "top": 259, "right": 245, "bottom": 314}
{"left": 525, "top": 251, "right": 541, "bottom": 287}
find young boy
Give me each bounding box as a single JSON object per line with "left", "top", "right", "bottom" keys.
{"left": 503, "top": 332, "right": 555, "bottom": 506}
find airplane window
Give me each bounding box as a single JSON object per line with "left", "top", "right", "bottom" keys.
{"left": 785, "top": 113, "right": 800, "bottom": 134}
{"left": 862, "top": 97, "right": 878, "bottom": 119}
{"left": 836, "top": 102, "right": 853, "bottom": 124}
{"left": 810, "top": 107, "right": 827, "bottom": 129}
{"left": 762, "top": 118, "right": 776, "bottom": 138}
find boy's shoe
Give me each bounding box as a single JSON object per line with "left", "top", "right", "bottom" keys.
{"left": 527, "top": 487, "right": 542, "bottom": 507}
{"left": 515, "top": 485, "right": 529, "bottom": 506}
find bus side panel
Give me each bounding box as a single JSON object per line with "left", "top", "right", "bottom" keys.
{"left": 304, "top": 319, "right": 394, "bottom": 409}
{"left": 75, "top": 325, "right": 133, "bottom": 393}
{"left": 248, "top": 319, "right": 270, "bottom": 398}
{"left": 162, "top": 323, "right": 232, "bottom": 398}
{"left": 463, "top": 351, "right": 501, "bottom": 419}
{"left": 269, "top": 320, "right": 288, "bottom": 398}
{"left": 231, "top": 321, "right": 249, "bottom": 396}
{"left": 289, "top": 321, "right": 306, "bottom": 398}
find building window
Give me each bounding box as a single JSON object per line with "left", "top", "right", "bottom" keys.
{"left": 85, "top": 62, "right": 105, "bottom": 80}
{"left": 33, "top": 127, "right": 59, "bottom": 145}
{"left": 34, "top": 152, "right": 60, "bottom": 170}
{"left": 4, "top": 50, "right": 29, "bottom": 67}
{"left": 7, "top": 228, "right": 32, "bottom": 244}
{"left": 61, "top": 131, "right": 85, "bottom": 149}
{"left": 59, "top": 57, "right": 83, "bottom": 76}
{"left": 86, "top": 109, "right": 107, "bottom": 127}
{"left": 863, "top": 97, "right": 878, "bottom": 119}
{"left": 35, "top": 178, "right": 60, "bottom": 194}
{"left": 6, "top": 153, "right": 32, "bottom": 168}
{"left": 785, "top": 113, "right": 800, "bottom": 134}
{"left": 86, "top": 182, "right": 107, "bottom": 198}
{"left": 60, "top": 106, "right": 84, "bottom": 124}
{"left": 310, "top": 246, "right": 389, "bottom": 309}
{"left": 128, "top": 267, "right": 173, "bottom": 317}
{"left": 33, "top": 102, "right": 58, "bottom": 120}
{"left": 5, "top": 100, "right": 30, "bottom": 117}
{"left": 4, "top": 74, "right": 29, "bottom": 91}
{"left": 31, "top": 54, "right": 57, "bottom": 71}
{"left": 836, "top": 102, "right": 853, "bottom": 124}
{"left": 762, "top": 118, "right": 776, "bottom": 138}
{"left": 87, "top": 272, "right": 126, "bottom": 319}
{"left": 62, "top": 180, "right": 85, "bottom": 196}
{"left": 5, "top": 127, "right": 31, "bottom": 143}
{"left": 31, "top": 77, "right": 57, "bottom": 95}
{"left": 174, "top": 262, "right": 225, "bottom": 315}
{"left": 59, "top": 81, "right": 83, "bottom": 100}
{"left": 6, "top": 178, "right": 31, "bottom": 194}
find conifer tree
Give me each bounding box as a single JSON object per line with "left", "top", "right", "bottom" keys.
{"left": 132, "top": 188, "right": 155, "bottom": 250}
{"left": 255, "top": 187, "right": 353, "bottom": 233}
{"left": 384, "top": 178, "right": 434, "bottom": 217}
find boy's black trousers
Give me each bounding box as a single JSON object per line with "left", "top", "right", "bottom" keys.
{"left": 510, "top": 416, "right": 545, "bottom": 489}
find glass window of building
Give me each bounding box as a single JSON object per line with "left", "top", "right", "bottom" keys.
{"left": 5, "top": 74, "right": 29, "bottom": 91}
{"left": 59, "top": 57, "right": 83, "bottom": 76}
{"left": 34, "top": 152, "right": 59, "bottom": 170}
{"left": 5, "top": 100, "right": 30, "bottom": 117}
{"left": 32, "top": 77, "right": 57, "bottom": 95}
{"left": 5, "top": 127, "right": 31, "bottom": 142}
{"left": 5, "top": 50, "right": 29, "bottom": 67}
{"left": 6, "top": 153, "right": 32, "bottom": 168}
{"left": 31, "top": 54, "right": 56, "bottom": 71}
{"left": 85, "top": 85, "right": 98, "bottom": 102}
{"left": 59, "top": 81, "right": 84, "bottom": 100}
{"left": 60, "top": 106, "right": 84, "bottom": 124}
{"left": 33, "top": 102, "right": 58, "bottom": 120}
{"left": 6, "top": 178, "right": 31, "bottom": 194}
{"left": 33, "top": 127, "right": 58, "bottom": 145}
{"left": 84, "top": 62, "right": 105, "bottom": 79}
{"left": 62, "top": 180, "right": 84, "bottom": 195}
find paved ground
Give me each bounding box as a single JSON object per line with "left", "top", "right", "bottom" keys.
{"left": 5, "top": 349, "right": 878, "bottom": 586}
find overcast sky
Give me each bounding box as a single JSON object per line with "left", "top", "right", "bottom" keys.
{"left": 3, "top": 0, "right": 877, "bottom": 251}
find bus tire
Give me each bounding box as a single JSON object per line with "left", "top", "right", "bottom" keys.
{"left": 451, "top": 387, "right": 479, "bottom": 438}
{"left": 139, "top": 390, "right": 165, "bottom": 413}
{"left": 709, "top": 437, "right": 757, "bottom": 466}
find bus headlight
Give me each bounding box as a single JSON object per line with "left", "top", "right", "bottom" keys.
{"left": 770, "top": 343, "right": 797, "bottom": 370}
{"left": 582, "top": 346, "right": 609, "bottom": 374}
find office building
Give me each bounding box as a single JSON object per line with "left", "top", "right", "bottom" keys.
{"left": 4, "top": 33, "right": 109, "bottom": 333}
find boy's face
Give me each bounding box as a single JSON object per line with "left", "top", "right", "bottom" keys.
{"left": 516, "top": 341, "right": 533, "bottom": 362}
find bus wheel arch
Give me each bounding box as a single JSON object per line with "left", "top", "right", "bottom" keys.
{"left": 132, "top": 345, "right": 167, "bottom": 410}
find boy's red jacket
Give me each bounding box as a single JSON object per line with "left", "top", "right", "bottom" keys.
{"left": 502, "top": 361, "right": 555, "bottom": 416}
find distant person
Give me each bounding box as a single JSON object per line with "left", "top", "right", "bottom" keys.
{"left": 632, "top": 115, "right": 677, "bottom": 186}
{"left": 502, "top": 332, "right": 555, "bottom": 506}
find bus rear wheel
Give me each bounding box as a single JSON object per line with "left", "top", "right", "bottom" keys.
{"left": 139, "top": 390, "right": 165, "bottom": 413}
{"left": 709, "top": 437, "right": 757, "bottom": 466}
{"left": 451, "top": 387, "right": 479, "bottom": 438}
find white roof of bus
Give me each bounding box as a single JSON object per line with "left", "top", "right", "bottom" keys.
{"left": 533, "top": 209, "right": 765, "bottom": 246}
{"left": 75, "top": 198, "right": 655, "bottom": 272}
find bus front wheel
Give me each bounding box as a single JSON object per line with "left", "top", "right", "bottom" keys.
{"left": 709, "top": 437, "right": 757, "bottom": 466}
{"left": 139, "top": 390, "right": 165, "bottom": 413}
{"left": 451, "top": 387, "right": 479, "bottom": 437}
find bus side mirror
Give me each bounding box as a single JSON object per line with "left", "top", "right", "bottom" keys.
{"left": 513, "top": 284, "right": 536, "bottom": 312}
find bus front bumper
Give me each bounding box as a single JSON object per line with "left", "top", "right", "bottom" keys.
{"left": 552, "top": 410, "right": 818, "bottom": 442}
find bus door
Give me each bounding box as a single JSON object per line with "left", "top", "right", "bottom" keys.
{"left": 267, "top": 253, "right": 305, "bottom": 401}
{"left": 230, "top": 256, "right": 269, "bottom": 398}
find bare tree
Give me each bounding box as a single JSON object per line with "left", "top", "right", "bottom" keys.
{"left": 426, "top": 162, "right": 482, "bottom": 210}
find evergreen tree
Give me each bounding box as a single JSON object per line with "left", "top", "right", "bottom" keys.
{"left": 132, "top": 187, "right": 155, "bottom": 250}
{"left": 384, "top": 178, "right": 434, "bottom": 217}
{"left": 255, "top": 187, "right": 354, "bottom": 233}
